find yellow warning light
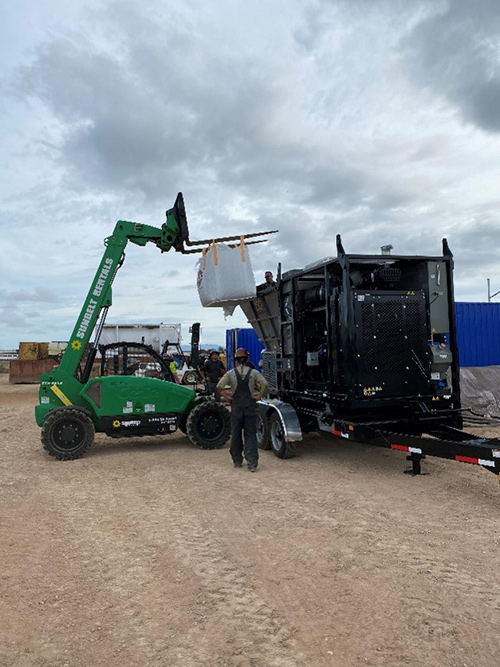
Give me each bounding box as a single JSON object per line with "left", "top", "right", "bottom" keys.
{"left": 348, "top": 425, "right": 354, "bottom": 431}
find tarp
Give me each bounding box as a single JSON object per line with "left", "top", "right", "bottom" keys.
{"left": 460, "top": 366, "right": 500, "bottom": 421}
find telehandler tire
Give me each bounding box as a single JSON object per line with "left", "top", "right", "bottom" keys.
{"left": 256, "top": 411, "right": 271, "bottom": 450}
{"left": 186, "top": 401, "right": 230, "bottom": 449}
{"left": 41, "top": 407, "right": 95, "bottom": 461}
{"left": 269, "top": 412, "right": 296, "bottom": 459}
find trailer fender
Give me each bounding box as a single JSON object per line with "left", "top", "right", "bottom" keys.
{"left": 256, "top": 400, "right": 303, "bottom": 443}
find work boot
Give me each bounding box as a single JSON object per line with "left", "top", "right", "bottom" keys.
{"left": 233, "top": 461, "right": 243, "bottom": 468}
{"left": 248, "top": 464, "right": 257, "bottom": 472}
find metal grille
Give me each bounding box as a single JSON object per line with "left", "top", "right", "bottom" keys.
{"left": 262, "top": 351, "right": 278, "bottom": 392}
{"left": 377, "top": 267, "right": 401, "bottom": 283}
{"left": 329, "top": 294, "right": 340, "bottom": 375}
{"left": 362, "top": 299, "right": 426, "bottom": 373}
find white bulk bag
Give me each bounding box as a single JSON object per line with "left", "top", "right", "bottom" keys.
{"left": 197, "top": 241, "right": 256, "bottom": 310}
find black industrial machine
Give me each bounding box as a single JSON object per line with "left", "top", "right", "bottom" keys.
{"left": 242, "top": 237, "right": 500, "bottom": 477}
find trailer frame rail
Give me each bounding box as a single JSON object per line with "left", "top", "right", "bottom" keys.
{"left": 318, "top": 418, "right": 500, "bottom": 478}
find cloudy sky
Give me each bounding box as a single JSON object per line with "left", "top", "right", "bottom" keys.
{"left": 2, "top": 0, "right": 500, "bottom": 350}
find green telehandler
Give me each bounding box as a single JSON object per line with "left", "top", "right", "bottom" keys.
{"left": 35, "top": 193, "right": 275, "bottom": 460}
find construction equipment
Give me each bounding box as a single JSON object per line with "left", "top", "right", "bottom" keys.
{"left": 35, "top": 193, "right": 276, "bottom": 460}
{"left": 160, "top": 322, "right": 202, "bottom": 385}
{"left": 242, "top": 237, "right": 500, "bottom": 479}
{"left": 100, "top": 322, "right": 202, "bottom": 384}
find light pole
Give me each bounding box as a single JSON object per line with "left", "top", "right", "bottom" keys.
{"left": 487, "top": 278, "right": 500, "bottom": 303}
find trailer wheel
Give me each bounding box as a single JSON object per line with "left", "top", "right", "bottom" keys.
{"left": 183, "top": 371, "right": 198, "bottom": 385}
{"left": 41, "top": 407, "right": 95, "bottom": 461}
{"left": 256, "top": 411, "right": 271, "bottom": 450}
{"left": 269, "top": 412, "right": 296, "bottom": 459}
{"left": 186, "top": 401, "right": 230, "bottom": 449}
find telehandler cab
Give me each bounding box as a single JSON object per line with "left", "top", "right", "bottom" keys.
{"left": 35, "top": 193, "right": 275, "bottom": 460}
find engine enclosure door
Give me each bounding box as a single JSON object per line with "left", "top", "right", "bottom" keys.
{"left": 351, "top": 290, "right": 430, "bottom": 398}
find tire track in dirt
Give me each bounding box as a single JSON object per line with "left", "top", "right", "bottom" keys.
{"left": 280, "top": 457, "right": 500, "bottom": 615}
{"left": 332, "top": 491, "right": 500, "bottom": 657}
{"left": 41, "top": 459, "right": 305, "bottom": 667}
{"left": 348, "top": 505, "right": 500, "bottom": 613}
{"left": 158, "top": 471, "right": 305, "bottom": 667}
{"left": 236, "top": 461, "right": 500, "bottom": 662}
{"left": 27, "top": 487, "right": 183, "bottom": 666}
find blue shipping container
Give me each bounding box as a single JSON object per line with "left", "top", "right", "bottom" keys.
{"left": 455, "top": 302, "right": 500, "bottom": 367}
{"left": 225, "top": 328, "right": 265, "bottom": 369}
{"left": 229, "top": 303, "right": 500, "bottom": 369}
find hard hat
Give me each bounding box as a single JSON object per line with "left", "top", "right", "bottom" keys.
{"left": 234, "top": 348, "right": 250, "bottom": 359}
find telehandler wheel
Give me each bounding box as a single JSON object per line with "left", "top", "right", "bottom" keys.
{"left": 41, "top": 407, "right": 95, "bottom": 461}
{"left": 256, "top": 411, "right": 271, "bottom": 450}
{"left": 269, "top": 412, "right": 296, "bottom": 459}
{"left": 186, "top": 401, "right": 231, "bottom": 449}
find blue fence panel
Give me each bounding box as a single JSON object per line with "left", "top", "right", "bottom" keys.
{"left": 455, "top": 302, "right": 500, "bottom": 367}
{"left": 225, "top": 328, "right": 265, "bottom": 369}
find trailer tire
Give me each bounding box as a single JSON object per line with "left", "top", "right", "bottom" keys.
{"left": 186, "top": 401, "right": 230, "bottom": 450}
{"left": 256, "top": 411, "right": 271, "bottom": 450}
{"left": 269, "top": 412, "right": 296, "bottom": 459}
{"left": 41, "top": 407, "right": 95, "bottom": 461}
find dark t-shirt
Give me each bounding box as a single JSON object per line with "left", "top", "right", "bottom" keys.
{"left": 204, "top": 358, "right": 225, "bottom": 382}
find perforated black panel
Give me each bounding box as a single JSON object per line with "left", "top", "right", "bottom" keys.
{"left": 362, "top": 300, "right": 425, "bottom": 373}
{"left": 262, "top": 351, "right": 278, "bottom": 392}
{"left": 354, "top": 291, "right": 429, "bottom": 396}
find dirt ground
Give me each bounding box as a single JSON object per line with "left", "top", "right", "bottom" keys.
{"left": 1, "top": 375, "right": 500, "bottom": 667}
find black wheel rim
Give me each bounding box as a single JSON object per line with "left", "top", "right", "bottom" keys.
{"left": 271, "top": 419, "right": 283, "bottom": 452}
{"left": 256, "top": 414, "right": 265, "bottom": 445}
{"left": 197, "top": 410, "right": 224, "bottom": 441}
{"left": 53, "top": 419, "right": 86, "bottom": 452}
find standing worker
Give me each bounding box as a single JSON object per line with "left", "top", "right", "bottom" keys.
{"left": 217, "top": 348, "right": 268, "bottom": 472}
{"left": 202, "top": 350, "right": 226, "bottom": 401}
{"left": 264, "top": 271, "right": 276, "bottom": 286}
{"left": 165, "top": 355, "right": 180, "bottom": 383}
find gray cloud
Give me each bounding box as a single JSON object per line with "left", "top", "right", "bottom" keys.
{"left": 1, "top": 287, "right": 59, "bottom": 304}
{"left": 14, "top": 0, "right": 379, "bottom": 222}
{"left": 17, "top": 10, "right": 285, "bottom": 202}
{"left": 401, "top": 0, "right": 500, "bottom": 133}
{"left": 1, "top": 308, "right": 30, "bottom": 328}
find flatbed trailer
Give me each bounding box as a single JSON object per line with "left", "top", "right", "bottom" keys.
{"left": 241, "top": 236, "right": 500, "bottom": 481}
